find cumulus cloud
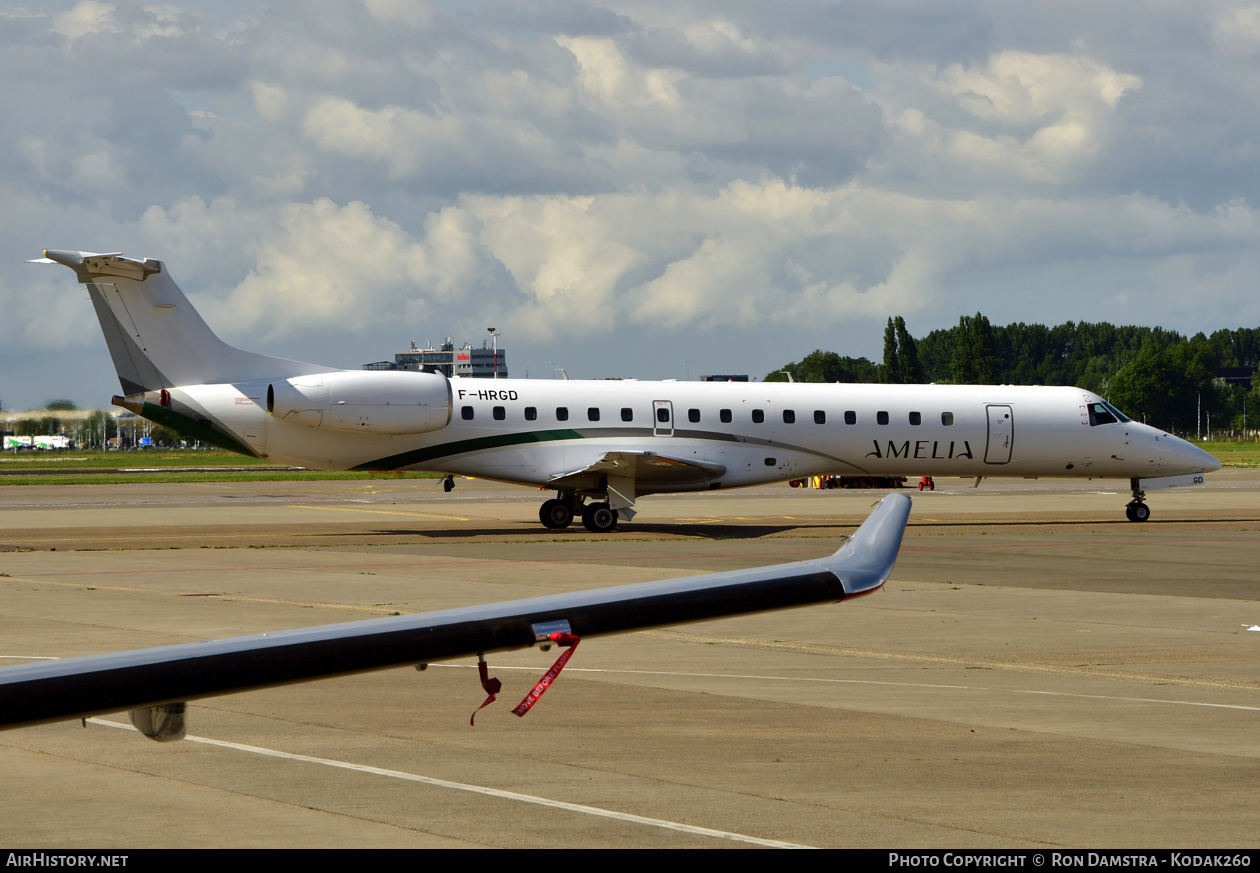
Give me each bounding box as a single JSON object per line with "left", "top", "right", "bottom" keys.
{"left": 52, "top": 0, "right": 119, "bottom": 39}
{"left": 3, "top": 0, "right": 1260, "bottom": 406}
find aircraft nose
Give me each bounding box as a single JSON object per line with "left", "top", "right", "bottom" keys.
{"left": 1168, "top": 434, "right": 1221, "bottom": 473}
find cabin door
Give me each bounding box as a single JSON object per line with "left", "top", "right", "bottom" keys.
{"left": 652, "top": 400, "right": 674, "bottom": 436}
{"left": 984, "top": 405, "right": 1013, "bottom": 464}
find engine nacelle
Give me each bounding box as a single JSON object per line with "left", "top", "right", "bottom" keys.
{"left": 267, "top": 370, "right": 452, "bottom": 435}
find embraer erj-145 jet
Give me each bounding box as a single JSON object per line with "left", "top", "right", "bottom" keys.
{"left": 34, "top": 250, "right": 1220, "bottom": 531}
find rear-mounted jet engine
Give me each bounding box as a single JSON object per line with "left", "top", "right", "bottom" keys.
{"left": 268, "top": 370, "right": 452, "bottom": 435}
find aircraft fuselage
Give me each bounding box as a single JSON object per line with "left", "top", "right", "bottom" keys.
{"left": 149, "top": 377, "right": 1215, "bottom": 490}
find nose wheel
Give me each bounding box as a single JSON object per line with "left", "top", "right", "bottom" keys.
{"left": 1125, "top": 486, "right": 1150, "bottom": 522}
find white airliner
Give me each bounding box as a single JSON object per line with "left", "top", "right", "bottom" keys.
{"left": 33, "top": 250, "right": 1220, "bottom": 530}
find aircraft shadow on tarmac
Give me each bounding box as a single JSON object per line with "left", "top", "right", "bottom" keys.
{"left": 906, "top": 516, "right": 1255, "bottom": 529}
{"left": 327, "top": 523, "right": 809, "bottom": 540}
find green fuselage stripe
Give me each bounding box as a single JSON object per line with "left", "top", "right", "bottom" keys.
{"left": 352, "top": 426, "right": 864, "bottom": 473}
{"left": 351, "top": 428, "right": 585, "bottom": 471}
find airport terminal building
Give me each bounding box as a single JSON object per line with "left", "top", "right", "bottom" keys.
{"left": 364, "top": 338, "right": 508, "bottom": 379}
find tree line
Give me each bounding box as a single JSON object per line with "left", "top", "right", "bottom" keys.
{"left": 4, "top": 399, "right": 185, "bottom": 448}
{"left": 765, "top": 316, "right": 1260, "bottom": 436}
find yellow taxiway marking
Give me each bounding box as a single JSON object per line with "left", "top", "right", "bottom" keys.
{"left": 287, "top": 504, "right": 471, "bottom": 522}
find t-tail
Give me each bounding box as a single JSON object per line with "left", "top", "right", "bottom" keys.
{"left": 33, "top": 250, "right": 333, "bottom": 394}
{"left": 31, "top": 250, "right": 337, "bottom": 455}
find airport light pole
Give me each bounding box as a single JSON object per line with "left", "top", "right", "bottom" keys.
{"left": 487, "top": 328, "right": 501, "bottom": 379}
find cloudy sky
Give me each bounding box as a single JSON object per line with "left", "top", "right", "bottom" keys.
{"left": 3, "top": 0, "right": 1260, "bottom": 409}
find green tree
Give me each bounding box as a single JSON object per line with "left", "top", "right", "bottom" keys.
{"left": 894, "top": 316, "right": 924, "bottom": 383}
{"left": 766, "top": 350, "right": 878, "bottom": 383}
{"left": 148, "top": 425, "right": 183, "bottom": 446}
{"left": 82, "top": 410, "right": 118, "bottom": 448}
{"left": 1109, "top": 341, "right": 1182, "bottom": 429}
{"left": 881, "top": 318, "right": 901, "bottom": 384}
{"left": 951, "top": 313, "right": 1000, "bottom": 384}
{"left": 1108, "top": 338, "right": 1218, "bottom": 433}
{"left": 44, "top": 399, "right": 77, "bottom": 411}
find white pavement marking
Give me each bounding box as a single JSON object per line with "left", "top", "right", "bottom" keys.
{"left": 1013, "top": 690, "right": 1260, "bottom": 712}
{"left": 86, "top": 718, "right": 811, "bottom": 849}
{"left": 434, "top": 664, "right": 1260, "bottom": 712}
{"left": 0, "top": 655, "right": 59, "bottom": 660}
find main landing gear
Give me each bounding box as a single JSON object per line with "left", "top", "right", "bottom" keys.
{"left": 539, "top": 492, "right": 618, "bottom": 533}
{"left": 442, "top": 475, "right": 455, "bottom": 493}
{"left": 1125, "top": 485, "right": 1150, "bottom": 523}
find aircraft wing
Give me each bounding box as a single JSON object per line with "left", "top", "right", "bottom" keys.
{"left": 548, "top": 451, "right": 727, "bottom": 517}
{"left": 0, "top": 494, "right": 911, "bottom": 739}
{"left": 548, "top": 450, "right": 726, "bottom": 490}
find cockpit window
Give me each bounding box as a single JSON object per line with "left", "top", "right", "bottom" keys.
{"left": 1088, "top": 402, "right": 1117, "bottom": 426}
{"left": 1102, "top": 400, "right": 1131, "bottom": 423}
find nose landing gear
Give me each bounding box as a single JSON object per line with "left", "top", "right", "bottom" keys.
{"left": 1125, "top": 486, "right": 1149, "bottom": 522}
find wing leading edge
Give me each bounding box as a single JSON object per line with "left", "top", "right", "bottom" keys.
{"left": 0, "top": 494, "right": 911, "bottom": 735}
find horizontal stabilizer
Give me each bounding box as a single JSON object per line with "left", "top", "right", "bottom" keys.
{"left": 0, "top": 494, "right": 911, "bottom": 733}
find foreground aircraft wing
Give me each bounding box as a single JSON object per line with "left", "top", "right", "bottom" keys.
{"left": 0, "top": 494, "right": 910, "bottom": 738}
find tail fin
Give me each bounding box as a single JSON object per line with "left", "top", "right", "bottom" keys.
{"left": 34, "top": 250, "right": 332, "bottom": 393}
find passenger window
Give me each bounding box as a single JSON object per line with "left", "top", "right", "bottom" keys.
{"left": 783, "top": 409, "right": 796, "bottom": 424}
{"left": 493, "top": 406, "right": 506, "bottom": 421}
{"left": 877, "top": 411, "right": 889, "bottom": 425}
{"left": 656, "top": 407, "right": 670, "bottom": 423}
{"left": 752, "top": 409, "right": 765, "bottom": 424}
{"left": 844, "top": 411, "right": 856, "bottom": 425}
{"left": 588, "top": 407, "right": 600, "bottom": 422}
{"left": 909, "top": 411, "right": 921, "bottom": 426}
{"left": 556, "top": 407, "right": 569, "bottom": 421}
{"left": 461, "top": 406, "right": 474, "bottom": 421}
{"left": 720, "top": 409, "right": 732, "bottom": 423}
{"left": 525, "top": 407, "right": 537, "bottom": 421}
{"left": 621, "top": 407, "right": 633, "bottom": 422}
{"left": 814, "top": 410, "right": 825, "bottom": 424}
{"left": 941, "top": 412, "right": 953, "bottom": 426}
{"left": 688, "top": 408, "right": 700, "bottom": 423}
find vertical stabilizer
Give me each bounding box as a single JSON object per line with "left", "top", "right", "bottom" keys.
{"left": 35, "top": 250, "right": 333, "bottom": 392}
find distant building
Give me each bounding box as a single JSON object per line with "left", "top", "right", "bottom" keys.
{"left": 701, "top": 374, "right": 749, "bottom": 382}
{"left": 364, "top": 337, "right": 508, "bottom": 378}
{"left": 455, "top": 343, "right": 507, "bottom": 379}
{"left": 1217, "top": 367, "right": 1254, "bottom": 386}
